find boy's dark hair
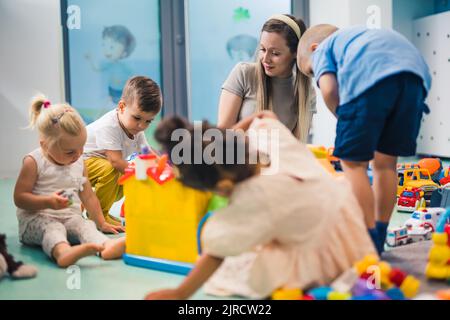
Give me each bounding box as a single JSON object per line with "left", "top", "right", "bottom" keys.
{"left": 121, "top": 76, "right": 162, "bottom": 113}
{"left": 155, "top": 116, "right": 258, "bottom": 191}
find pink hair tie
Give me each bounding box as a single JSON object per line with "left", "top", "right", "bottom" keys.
{"left": 43, "top": 100, "right": 51, "bottom": 109}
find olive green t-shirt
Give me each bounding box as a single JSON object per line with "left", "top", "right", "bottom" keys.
{"left": 222, "top": 62, "right": 316, "bottom": 133}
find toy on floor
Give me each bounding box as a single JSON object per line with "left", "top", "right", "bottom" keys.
{"left": 398, "top": 158, "right": 443, "bottom": 184}
{"left": 119, "top": 149, "right": 227, "bottom": 275}
{"left": 0, "top": 234, "right": 37, "bottom": 280}
{"left": 271, "top": 255, "right": 420, "bottom": 300}
{"left": 307, "top": 145, "right": 341, "bottom": 176}
{"left": 397, "top": 187, "right": 426, "bottom": 212}
{"left": 418, "top": 158, "right": 443, "bottom": 184}
{"left": 397, "top": 168, "right": 439, "bottom": 201}
{"left": 425, "top": 208, "right": 450, "bottom": 282}
{"left": 430, "top": 184, "right": 450, "bottom": 209}
{"left": 386, "top": 207, "right": 447, "bottom": 247}
{"left": 440, "top": 167, "right": 450, "bottom": 186}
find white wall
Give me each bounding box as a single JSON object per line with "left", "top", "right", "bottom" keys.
{"left": 309, "top": 0, "right": 350, "bottom": 147}
{"left": 393, "top": 0, "right": 435, "bottom": 42}
{"left": 0, "top": 0, "right": 64, "bottom": 178}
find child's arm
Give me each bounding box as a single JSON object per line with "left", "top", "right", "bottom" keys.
{"left": 232, "top": 111, "right": 279, "bottom": 131}
{"left": 145, "top": 254, "right": 223, "bottom": 300}
{"left": 84, "top": 53, "right": 103, "bottom": 72}
{"left": 14, "top": 157, "right": 70, "bottom": 211}
{"left": 105, "top": 150, "right": 129, "bottom": 174}
{"left": 78, "top": 167, "right": 125, "bottom": 234}
{"left": 318, "top": 73, "right": 340, "bottom": 117}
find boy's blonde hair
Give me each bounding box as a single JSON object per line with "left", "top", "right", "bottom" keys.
{"left": 298, "top": 24, "right": 339, "bottom": 58}
{"left": 29, "top": 94, "right": 86, "bottom": 147}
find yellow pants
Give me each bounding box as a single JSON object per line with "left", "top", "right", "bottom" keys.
{"left": 84, "top": 157, "right": 123, "bottom": 226}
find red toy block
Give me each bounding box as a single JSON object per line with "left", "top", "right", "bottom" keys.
{"left": 389, "top": 269, "right": 407, "bottom": 287}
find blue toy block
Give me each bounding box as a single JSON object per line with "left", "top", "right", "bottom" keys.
{"left": 308, "top": 287, "right": 333, "bottom": 300}
{"left": 123, "top": 254, "right": 194, "bottom": 276}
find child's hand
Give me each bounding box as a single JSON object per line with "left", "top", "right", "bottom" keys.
{"left": 255, "top": 111, "right": 278, "bottom": 120}
{"left": 47, "top": 192, "right": 70, "bottom": 210}
{"left": 144, "top": 289, "right": 184, "bottom": 300}
{"left": 100, "top": 222, "right": 125, "bottom": 234}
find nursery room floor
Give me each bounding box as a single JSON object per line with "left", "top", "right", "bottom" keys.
{"left": 0, "top": 157, "right": 448, "bottom": 300}
{"left": 0, "top": 179, "right": 235, "bottom": 300}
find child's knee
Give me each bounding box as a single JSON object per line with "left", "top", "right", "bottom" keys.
{"left": 86, "top": 158, "right": 120, "bottom": 182}
{"left": 42, "top": 226, "right": 68, "bottom": 258}
{"left": 373, "top": 152, "right": 397, "bottom": 171}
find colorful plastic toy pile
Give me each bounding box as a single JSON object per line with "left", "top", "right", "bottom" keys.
{"left": 271, "top": 254, "right": 421, "bottom": 300}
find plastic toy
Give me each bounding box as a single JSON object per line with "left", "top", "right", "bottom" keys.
{"left": 386, "top": 226, "right": 411, "bottom": 247}
{"left": 119, "top": 150, "right": 227, "bottom": 275}
{"left": 440, "top": 167, "right": 450, "bottom": 186}
{"left": 58, "top": 190, "right": 74, "bottom": 206}
{"left": 430, "top": 185, "right": 450, "bottom": 208}
{"left": 436, "top": 289, "right": 450, "bottom": 300}
{"left": 352, "top": 255, "right": 420, "bottom": 299}
{"left": 418, "top": 158, "right": 443, "bottom": 184}
{"left": 404, "top": 208, "right": 447, "bottom": 232}
{"left": 272, "top": 255, "right": 420, "bottom": 300}
{"left": 397, "top": 168, "right": 439, "bottom": 200}
{"left": 425, "top": 208, "right": 450, "bottom": 281}
{"left": 271, "top": 288, "right": 303, "bottom": 300}
{"left": 307, "top": 145, "right": 342, "bottom": 176}
{"left": 398, "top": 158, "right": 443, "bottom": 184}
{"left": 386, "top": 208, "right": 447, "bottom": 247}
{"left": 397, "top": 187, "right": 426, "bottom": 212}
{"left": 308, "top": 287, "right": 333, "bottom": 300}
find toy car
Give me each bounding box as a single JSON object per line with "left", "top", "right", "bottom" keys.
{"left": 386, "top": 225, "right": 432, "bottom": 248}
{"left": 396, "top": 187, "right": 426, "bottom": 213}
{"left": 397, "top": 169, "right": 439, "bottom": 201}
{"left": 418, "top": 158, "right": 443, "bottom": 184}
{"left": 404, "top": 208, "right": 446, "bottom": 232}
{"left": 386, "top": 226, "right": 411, "bottom": 247}
{"left": 406, "top": 225, "right": 432, "bottom": 243}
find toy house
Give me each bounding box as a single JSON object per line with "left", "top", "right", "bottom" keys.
{"left": 119, "top": 153, "right": 221, "bottom": 275}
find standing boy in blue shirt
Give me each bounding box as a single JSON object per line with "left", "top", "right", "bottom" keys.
{"left": 297, "top": 25, "right": 431, "bottom": 254}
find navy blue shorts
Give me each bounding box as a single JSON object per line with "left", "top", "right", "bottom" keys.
{"left": 333, "top": 72, "right": 430, "bottom": 162}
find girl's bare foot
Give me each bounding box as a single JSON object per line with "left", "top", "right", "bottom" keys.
{"left": 53, "top": 243, "right": 104, "bottom": 268}
{"left": 101, "top": 237, "right": 126, "bottom": 260}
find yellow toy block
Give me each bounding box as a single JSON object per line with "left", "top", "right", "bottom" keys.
{"left": 399, "top": 275, "right": 420, "bottom": 299}
{"left": 327, "top": 292, "right": 352, "bottom": 300}
{"left": 272, "top": 288, "right": 303, "bottom": 300}
{"left": 120, "top": 154, "right": 214, "bottom": 267}
{"left": 354, "top": 254, "right": 379, "bottom": 276}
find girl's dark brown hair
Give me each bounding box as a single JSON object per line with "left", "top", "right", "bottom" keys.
{"left": 155, "top": 116, "right": 258, "bottom": 191}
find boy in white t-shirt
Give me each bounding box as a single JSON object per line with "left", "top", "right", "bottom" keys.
{"left": 84, "top": 76, "right": 162, "bottom": 225}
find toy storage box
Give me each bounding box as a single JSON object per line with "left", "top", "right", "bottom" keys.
{"left": 119, "top": 165, "right": 212, "bottom": 274}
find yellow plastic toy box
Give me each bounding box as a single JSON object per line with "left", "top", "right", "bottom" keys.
{"left": 119, "top": 154, "right": 225, "bottom": 274}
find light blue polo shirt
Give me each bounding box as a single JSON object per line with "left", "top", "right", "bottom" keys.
{"left": 312, "top": 26, "right": 432, "bottom": 106}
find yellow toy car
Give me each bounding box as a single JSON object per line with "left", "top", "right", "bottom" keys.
{"left": 397, "top": 169, "right": 439, "bottom": 200}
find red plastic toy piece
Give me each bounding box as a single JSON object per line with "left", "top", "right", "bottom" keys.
{"left": 389, "top": 269, "right": 407, "bottom": 287}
